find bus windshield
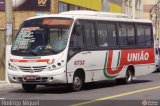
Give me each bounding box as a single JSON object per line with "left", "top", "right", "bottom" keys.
{"left": 11, "top": 18, "right": 73, "bottom": 56}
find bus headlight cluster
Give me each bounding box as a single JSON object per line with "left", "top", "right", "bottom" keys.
{"left": 8, "top": 63, "right": 18, "bottom": 71}
{"left": 47, "top": 60, "right": 64, "bottom": 71}
{"left": 47, "top": 64, "right": 62, "bottom": 71}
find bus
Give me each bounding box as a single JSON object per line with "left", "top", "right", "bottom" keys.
{"left": 8, "top": 11, "right": 155, "bottom": 92}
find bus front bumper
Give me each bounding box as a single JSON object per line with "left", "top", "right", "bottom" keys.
{"left": 8, "top": 70, "right": 67, "bottom": 84}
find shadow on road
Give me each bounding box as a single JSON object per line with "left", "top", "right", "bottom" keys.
{"left": 9, "top": 79, "right": 152, "bottom": 94}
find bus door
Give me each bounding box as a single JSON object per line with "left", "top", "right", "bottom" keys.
{"left": 81, "top": 21, "right": 105, "bottom": 81}
{"left": 68, "top": 21, "right": 101, "bottom": 82}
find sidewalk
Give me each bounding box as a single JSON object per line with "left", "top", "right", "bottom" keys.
{"left": 0, "top": 81, "right": 21, "bottom": 90}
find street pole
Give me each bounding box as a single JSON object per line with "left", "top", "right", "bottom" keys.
{"left": 5, "top": 0, "right": 13, "bottom": 82}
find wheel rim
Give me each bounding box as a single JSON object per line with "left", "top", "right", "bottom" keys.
{"left": 73, "top": 76, "right": 81, "bottom": 89}
{"left": 126, "top": 71, "right": 132, "bottom": 82}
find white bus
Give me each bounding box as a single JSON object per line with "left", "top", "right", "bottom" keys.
{"left": 8, "top": 11, "right": 155, "bottom": 92}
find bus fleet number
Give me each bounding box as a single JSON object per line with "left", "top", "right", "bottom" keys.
{"left": 74, "top": 60, "right": 85, "bottom": 65}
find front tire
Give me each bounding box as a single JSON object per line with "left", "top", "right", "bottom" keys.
{"left": 71, "top": 73, "right": 83, "bottom": 92}
{"left": 22, "top": 84, "right": 37, "bottom": 92}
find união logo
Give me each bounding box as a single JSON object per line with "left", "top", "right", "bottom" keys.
{"left": 103, "top": 50, "right": 122, "bottom": 79}
{"left": 127, "top": 51, "right": 149, "bottom": 62}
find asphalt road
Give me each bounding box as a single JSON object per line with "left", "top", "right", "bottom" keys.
{"left": 0, "top": 72, "right": 160, "bottom": 106}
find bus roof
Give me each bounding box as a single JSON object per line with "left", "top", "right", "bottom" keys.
{"left": 27, "top": 10, "right": 152, "bottom": 24}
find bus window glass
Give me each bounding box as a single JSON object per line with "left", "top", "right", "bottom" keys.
{"left": 137, "top": 24, "right": 152, "bottom": 46}
{"left": 137, "top": 25, "right": 145, "bottom": 46}
{"left": 144, "top": 25, "right": 152, "bottom": 46}
{"left": 118, "top": 24, "right": 127, "bottom": 46}
{"left": 107, "top": 23, "right": 117, "bottom": 46}
{"left": 84, "top": 23, "right": 92, "bottom": 47}
{"left": 70, "top": 26, "right": 84, "bottom": 48}
{"left": 91, "top": 24, "right": 96, "bottom": 47}
{"left": 69, "top": 21, "right": 84, "bottom": 56}
{"left": 84, "top": 22, "right": 96, "bottom": 48}
{"left": 97, "top": 23, "right": 108, "bottom": 47}
{"left": 127, "top": 25, "right": 135, "bottom": 45}
{"left": 50, "top": 28, "right": 69, "bottom": 51}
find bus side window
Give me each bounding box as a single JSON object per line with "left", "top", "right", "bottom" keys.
{"left": 97, "top": 22, "right": 108, "bottom": 48}
{"left": 107, "top": 23, "right": 117, "bottom": 47}
{"left": 83, "top": 22, "right": 96, "bottom": 49}
{"left": 70, "top": 26, "right": 83, "bottom": 48}
{"left": 118, "top": 24, "right": 128, "bottom": 46}
{"left": 137, "top": 24, "right": 152, "bottom": 47}
{"left": 118, "top": 23, "right": 135, "bottom": 47}
{"left": 126, "top": 24, "right": 135, "bottom": 46}
{"left": 69, "top": 21, "right": 84, "bottom": 56}
{"left": 144, "top": 25, "right": 152, "bottom": 46}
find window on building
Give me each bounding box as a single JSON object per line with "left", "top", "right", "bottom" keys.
{"left": 135, "top": 0, "right": 141, "bottom": 10}
{"left": 59, "top": 2, "right": 68, "bottom": 13}
{"left": 69, "top": 4, "right": 79, "bottom": 11}
{"left": 58, "top": 2, "right": 94, "bottom": 13}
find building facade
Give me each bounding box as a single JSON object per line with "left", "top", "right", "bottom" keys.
{"left": 0, "top": 0, "right": 144, "bottom": 29}
{"left": 122, "top": 0, "right": 143, "bottom": 19}
{"left": 142, "top": 0, "right": 159, "bottom": 46}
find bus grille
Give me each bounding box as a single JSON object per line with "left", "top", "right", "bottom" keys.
{"left": 19, "top": 66, "right": 47, "bottom": 72}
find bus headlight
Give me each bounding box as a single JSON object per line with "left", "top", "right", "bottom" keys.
{"left": 8, "top": 63, "right": 18, "bottom": 71}
{"left": 47, "top": 65, "right": 57, "bottom": 71}
{"left": 46, "top": 62, "right": 64, "bottom": 71}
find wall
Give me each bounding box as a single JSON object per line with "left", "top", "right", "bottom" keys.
{"left": 122, "top": 0, "right": 143, "bottom": 19}
{"left": 0, "top": 12, "right": 5, "bottom": 80}
{"left": 143, "top": 0, "right": 158, "bottom": 19}
{"left": 143, "top": 0, "right": 158, "bottom": 45}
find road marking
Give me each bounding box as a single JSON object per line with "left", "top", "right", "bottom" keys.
{"left": 70, "top": 85, "right": 160, "bottom": 106}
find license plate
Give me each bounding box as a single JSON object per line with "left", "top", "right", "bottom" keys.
{"left": 25, "top": 76, "right": 37, "bottom": 80}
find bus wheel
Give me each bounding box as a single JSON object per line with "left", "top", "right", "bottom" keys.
{"left": 116, "top": 68, "right": 133, "bottom": 84}
{"left": 71, "top": 73, "right": 83, "bottom": 92}
{"left": 22, "top": 84, "right": 37, "bottom": 92}
{"left": 124, "top": 69, "right": 133, "bottom": 84}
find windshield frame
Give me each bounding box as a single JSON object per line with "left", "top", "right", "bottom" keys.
{"left": 11, "top": 17, "right": 74, "bottom": 56}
